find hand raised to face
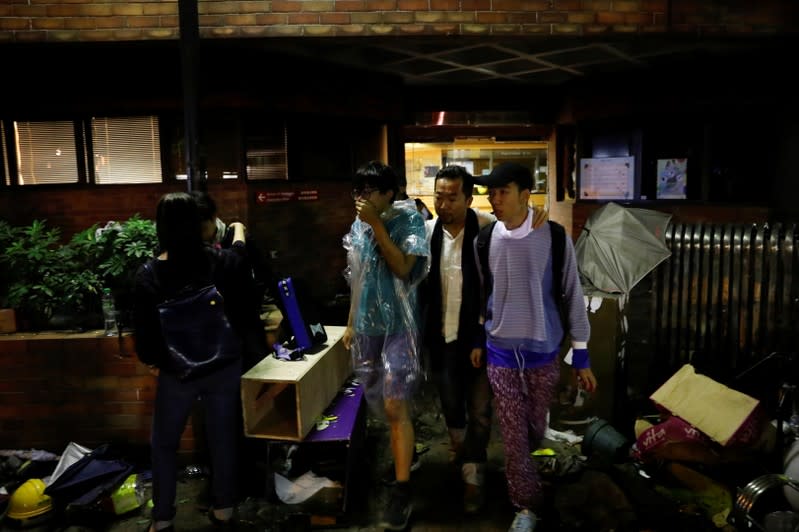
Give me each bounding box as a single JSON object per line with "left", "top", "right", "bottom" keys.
{"left": 355, "top": 198, "right": 380, "bottom": 227}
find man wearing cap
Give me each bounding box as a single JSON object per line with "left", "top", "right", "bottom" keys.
{"left": 423, "top": 165, "right": 548, "bottom": 514}
{"left": 473, "top": 162, "right": 597, "bottom": 532}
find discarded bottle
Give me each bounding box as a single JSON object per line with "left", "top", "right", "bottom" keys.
{"left": 101, "top": 288, "right": 118, "bottom": 336}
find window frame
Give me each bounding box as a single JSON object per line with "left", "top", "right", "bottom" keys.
{"left": 0, "top": 115, "right": 166, "bottom": 188}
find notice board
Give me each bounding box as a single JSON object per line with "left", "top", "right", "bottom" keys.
{"left": 579, "top": 156, "right": 635, "bottom": 200}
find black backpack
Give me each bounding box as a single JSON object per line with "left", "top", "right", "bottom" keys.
{"left": 475, "top": 219, "right": 568, "bottom": 333}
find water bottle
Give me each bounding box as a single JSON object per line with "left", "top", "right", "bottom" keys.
{"left": 102, "top": 288, "right": 118, "bottom": 336}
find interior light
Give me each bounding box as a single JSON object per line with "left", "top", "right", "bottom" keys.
{"left": 436, "top": 112, "right": 445, "bottom": 126}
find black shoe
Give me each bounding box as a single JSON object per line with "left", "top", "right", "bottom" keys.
{"left": 378, "top": 489, "right": 412, "bottom": 530}
{"left": 380, "top": 444, "right": 426, "bottom": 486}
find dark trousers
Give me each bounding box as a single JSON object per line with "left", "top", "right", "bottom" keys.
{"left": 434, "top": 339, "right": 492, "bottom": 463}
{"left": 151, "top": 359, "right": 242, "bottom": 521}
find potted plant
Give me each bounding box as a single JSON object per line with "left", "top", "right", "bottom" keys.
{"left": 2, "top": 220, "right": 103, "bottom": 330}
{"left": 94, "top": 214, "right": 159, "bottom": 330}
{"left": 0, "top": 216, "right": 158, "bottom": 332}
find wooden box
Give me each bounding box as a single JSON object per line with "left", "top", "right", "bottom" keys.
{"left": 241, "top": 325, "right": 351, "bottom": 441}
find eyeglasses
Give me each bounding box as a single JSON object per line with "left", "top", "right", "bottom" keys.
{"left": 351, "top": 187, "right": 377, "bottom": 199}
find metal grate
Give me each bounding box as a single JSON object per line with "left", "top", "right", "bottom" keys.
{"left": 652, "top": 223, "right": 799, "bottom": 380}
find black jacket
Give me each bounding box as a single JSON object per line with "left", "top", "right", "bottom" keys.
{"left": 423, "top": 208, "right": 482, "bottom": 360}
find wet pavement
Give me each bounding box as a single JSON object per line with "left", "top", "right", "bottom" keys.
{"left": 2, "top": 375, "right": 726, "bottom": 532}
{"left": 107, "top": 378, "right": 528, "bottom": 532}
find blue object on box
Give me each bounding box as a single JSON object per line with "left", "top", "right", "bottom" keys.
{"left": 277, "top": 277, "right": 327, "bottom": 350}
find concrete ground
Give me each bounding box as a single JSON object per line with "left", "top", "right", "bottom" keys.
{"left": 2, "top": 375, "right": 725, "bottom": 532}
{"left": 108, "top": 377, "right": 529, "bottom": 532}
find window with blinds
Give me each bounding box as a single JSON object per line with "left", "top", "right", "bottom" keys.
{"left": 1, "top": 116, "right": 164, "bottom": 186}
{"left": 246, "top": 124, "right": 288, "bottom": 180}
{"left": 92, "top": 116, "right": 162, "bottom": 184}
{"left": 14, "top": 120, "right": 79, "bottom": 185}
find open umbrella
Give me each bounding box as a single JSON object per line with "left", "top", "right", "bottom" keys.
{"left": 574, "top": 202, "right": 672, "bottom": 295}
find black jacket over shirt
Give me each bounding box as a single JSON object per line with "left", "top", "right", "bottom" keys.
{"left": 424, "top": 208, "right": 482, "bottom": 365}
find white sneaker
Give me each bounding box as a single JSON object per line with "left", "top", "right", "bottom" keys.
{"left": 509, "top": 510, "right": 537, "bottom": 532}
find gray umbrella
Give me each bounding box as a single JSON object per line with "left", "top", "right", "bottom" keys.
{"left": 574, "top": 202, "right": 672, "bottom": 295}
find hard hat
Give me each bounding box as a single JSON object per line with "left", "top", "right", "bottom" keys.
{"left": 7, "top": 478, "right": 53, "bottom": 520}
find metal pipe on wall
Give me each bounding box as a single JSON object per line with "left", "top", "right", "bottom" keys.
{"left": 178, "top": 0, "right": 201, "bottom": 192}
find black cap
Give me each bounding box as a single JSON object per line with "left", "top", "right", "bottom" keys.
{"left": 475, "top": 162, "right": 533, "bottom": 190}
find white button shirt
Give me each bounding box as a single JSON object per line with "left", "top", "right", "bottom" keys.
{"left": 426, "top": 209, "right": 496, "bottom": 344}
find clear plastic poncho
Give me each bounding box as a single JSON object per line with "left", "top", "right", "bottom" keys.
{"left": 342, "top": 198, "right": 430, "bottom": 407}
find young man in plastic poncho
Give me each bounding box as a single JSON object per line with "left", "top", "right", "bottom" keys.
{"left": 342, "top": 161, "right": 430, "bottom": 531}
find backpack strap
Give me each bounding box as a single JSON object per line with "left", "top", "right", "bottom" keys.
{"left": 476, "top": 220, "right": 496, "bottom": 307}
{"left": 548, "top": 220, "right": 568, "bottom": 337}
{"left": 548, "top": 220, "right": 566, "bottom": 306}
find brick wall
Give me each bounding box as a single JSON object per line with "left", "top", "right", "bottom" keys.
{"left": 248, "top": 180, "right": 355, "bottom": 302}
{"left": 0, "top": 184, "right": 181, "bottom": 240}
{"left": 0, "top": 333, "right": 188, "bottom": 456}
{"left": 0, "top": 0, "right": 795, "bottom": 42}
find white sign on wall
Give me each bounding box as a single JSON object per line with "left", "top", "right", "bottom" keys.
{"left": 579, "top": 156, "right": 635, "bottom": 200}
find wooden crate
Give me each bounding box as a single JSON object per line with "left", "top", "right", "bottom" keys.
{"left": 241, "top": 325, "right": 351, "bottom": 441}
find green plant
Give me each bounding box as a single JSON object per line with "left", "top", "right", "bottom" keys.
{"left": 95, "top": 214, "right": 158, "bottom": 287}
{"left": 0, "top": 216, "right": 158, "bottom": 331}
{"left": 2, "top": 220, "right": 102, "bottom": 328}
{"left": 94, "top": 214, "right": 158, "bottom": 325}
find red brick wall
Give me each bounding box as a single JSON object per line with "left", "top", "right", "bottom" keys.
{"left": 247, "top": 181, "right": 355, "bottom": 301}
{"left": 0, "top": 0, "right": 795, "bottom": 42}
{"left": 0, "top": 184, "right": 179, "bottom": 241}
{"left": 0, "top": 334, "right": 191, "bottom": 456}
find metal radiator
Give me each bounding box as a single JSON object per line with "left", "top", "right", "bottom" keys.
{"left": 652, "top": 223, "right": 799, "bottom": 379}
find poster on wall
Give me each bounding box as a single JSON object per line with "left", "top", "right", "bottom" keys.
{"left": 423, "top": 165, "right": 440, "bottom": 178}
{"left": 656, "top": 158, "right": 688, "bottom": 199}
{"left": 579, "top": 156, "right": 635, "bottom": 200}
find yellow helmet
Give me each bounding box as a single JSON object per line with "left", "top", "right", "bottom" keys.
{"left": 7, "top": 478, "right": 53, "bottom": 520}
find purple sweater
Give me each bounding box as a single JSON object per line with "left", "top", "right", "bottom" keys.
{"left": 476, "top": 221, "right": 591, "bottom": 370}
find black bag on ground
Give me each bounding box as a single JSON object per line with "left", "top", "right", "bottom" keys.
{"left": 44, "top": 444, "right": 133, "bottom": 510}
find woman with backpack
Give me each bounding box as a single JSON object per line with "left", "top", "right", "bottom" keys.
{"left": 133, "top": 192, "right": 255, "bottom": 532}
